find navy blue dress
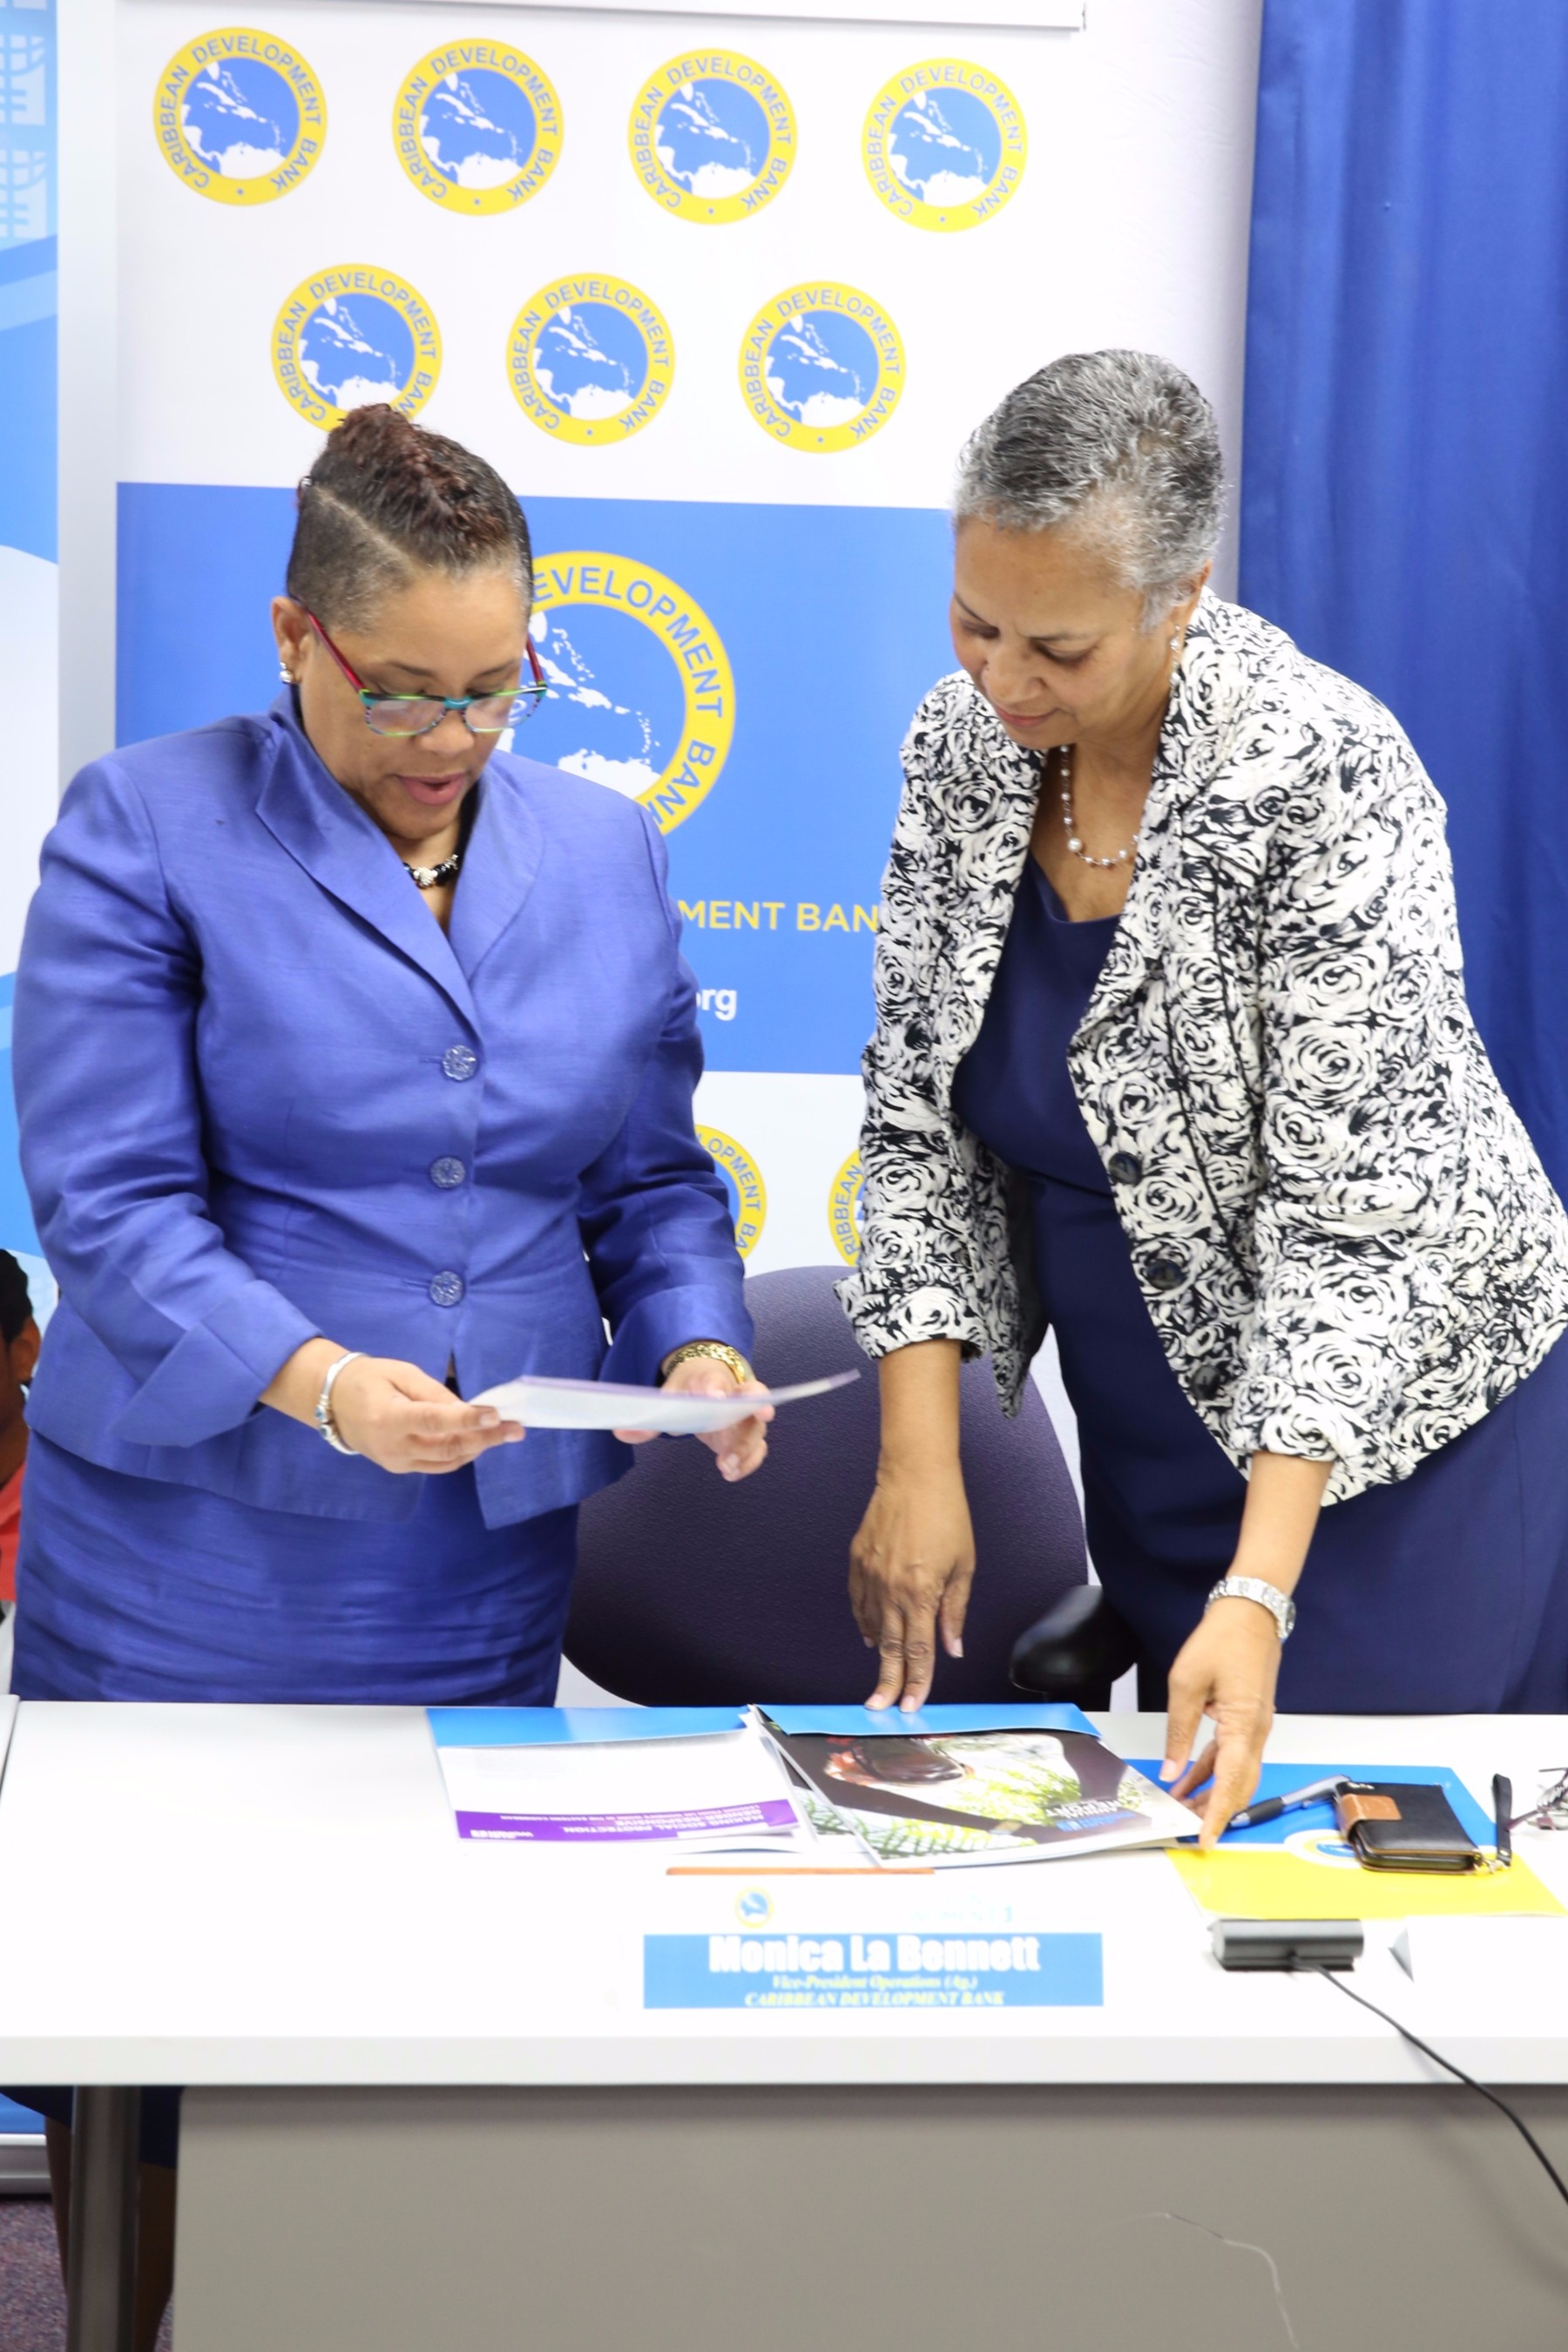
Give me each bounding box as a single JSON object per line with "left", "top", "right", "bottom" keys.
{"left": 953, "top": 855, "right": 1568, "bottom": 1713}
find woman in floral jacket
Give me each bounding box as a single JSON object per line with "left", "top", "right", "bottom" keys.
{"left": 840, "top": 350, "right": 1568, "bottom": 1842}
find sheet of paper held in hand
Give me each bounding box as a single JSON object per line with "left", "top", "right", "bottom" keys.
{"left": 469, "top": 1369, "right": 859, "bottom": 1435}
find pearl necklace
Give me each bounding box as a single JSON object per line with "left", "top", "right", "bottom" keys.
{"left": 404, "top": 848, "right": 463, "bottom": 890}
{"left": 1058, "top": 746, "right": 1140, "bottom": 870}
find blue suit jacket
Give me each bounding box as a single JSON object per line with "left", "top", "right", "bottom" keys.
{"left": 14, "top": 696, "right": 751, "bottom": 1525}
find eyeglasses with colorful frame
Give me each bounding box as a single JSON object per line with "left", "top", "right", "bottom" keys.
{"left": 301, "top": 607, "right": 549, "bottom": 738}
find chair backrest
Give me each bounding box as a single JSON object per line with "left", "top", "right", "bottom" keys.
{"left": 565, "top": 1264, "right": 1087, "bottom": 1705}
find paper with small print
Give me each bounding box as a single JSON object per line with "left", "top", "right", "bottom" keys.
{"left": 468, "top": 1369, "right": 857, "bottom": 1434}
{"left": 434, "top": 1725, "right": 804, "bottom": 1848}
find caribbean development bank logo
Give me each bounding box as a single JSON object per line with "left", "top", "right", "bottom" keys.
{"left": 739, "top": 284, "right": 903, "bottom": 453}
{"left": 863, "top": 59, "right": 1026, "bottom": 232}
{"left": 629, "top": 50, "right": 794, "bottom": 223}
{"left": 508, "top": 276, "right": 673, "bottom": 444}
{"left": 828, "top": 1152, "right": 864, "bottom": 1266}
{"left": 154, "top": 26, "right": 325, "bottom": 204}
{"left": 698, "top": 1128, "right": 767, "bottom": 1258}
{"left": 273, "top": 267, "right": 441, "bottom": 430}
{"left": 394, "top": 44, "right": 562, "bottom": 213}
{"left": 527, "top": 554, "right": 733, "bottom": 834}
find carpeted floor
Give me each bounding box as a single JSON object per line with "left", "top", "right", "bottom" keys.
{"left": 0, "top": 2200, "right": 172, "bottom": 2350}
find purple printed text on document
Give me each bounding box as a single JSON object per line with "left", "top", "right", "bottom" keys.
{"left": 456, "top": 1799, "right": 798, "bottom": 1842}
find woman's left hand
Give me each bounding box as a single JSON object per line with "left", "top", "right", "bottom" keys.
{"left": 1161, "top": 1597, "right": 1283, "bottom": 1848}
{"left": 615, "top": 1354, "right": 773, "bottom": 1482}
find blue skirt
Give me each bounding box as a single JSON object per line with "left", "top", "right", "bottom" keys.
{"left": 11, "top": 1436, "right": 578, "bottom": 1705}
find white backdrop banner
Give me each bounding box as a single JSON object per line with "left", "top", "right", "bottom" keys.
{"left": 0, "top": 0, "right": 57, "bottom": 1318}
{"left": 111, "top": 0, "right": 1258, "bottom": 1284}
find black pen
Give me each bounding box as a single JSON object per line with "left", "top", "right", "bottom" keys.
{"left": 1493, "top": 1773, "right": 1513, "bottom": 1868}
{"left": 1227, "top": 1775, "right": 1348, "bottom": 1832}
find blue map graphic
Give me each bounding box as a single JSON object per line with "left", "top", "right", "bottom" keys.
{"left": 524, "top": 609, "right": 681, "bottom": 799}
{"left": 655, "top": 78, "right": 767, "bottom": 197}
{"left": 889, "top": 88, "right": 1001, "bottom": 202}
{"left": 182, "top": 58, "right": 298, "bottom": 174}
{"left": 765, "top": 314, "right": 876, "bottom": 428}
{"left": 534, "top": 305, "right": 648, "bottom": 421}
{"left": 300, "top": 296, "right": 413, "bottom": 409}
{"left": 420, "top": 69, "right": 537, "bottom": 188}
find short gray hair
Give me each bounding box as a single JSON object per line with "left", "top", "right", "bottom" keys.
{"left": 954, "top": 350, "right": 1223, "bottom": 623}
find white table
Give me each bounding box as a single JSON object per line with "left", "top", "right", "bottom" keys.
{"left": 3, "top": 1701, "right": 1568, "bottom": 2349}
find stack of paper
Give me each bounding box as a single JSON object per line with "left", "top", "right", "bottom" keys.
{"left": 759, "top": 1704, "right": 1198, "bottom": 1869}
{"left": 468, "top": 1369, "right": 857, "bottom": 1434}
{"left": 429, "top": 1707, "right": 804, "bottom": 1851}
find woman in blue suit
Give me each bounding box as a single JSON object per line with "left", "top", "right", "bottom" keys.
{"left": 11, "top": 403, "right": 767, "bottom": 1712}
{"left": 12, "top": 401, "right": 765, "bottom": 2344}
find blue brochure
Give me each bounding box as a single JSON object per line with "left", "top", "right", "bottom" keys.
{"left": 1126, "top": 1759, "right": 1494, "bottom": 1847}
{"left": 428, "top": 1706, "right": 746, "bottom": 1750}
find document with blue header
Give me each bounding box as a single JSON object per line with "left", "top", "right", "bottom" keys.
{"left": 429, "top": 1708, "right": 804, "bottom": 1848}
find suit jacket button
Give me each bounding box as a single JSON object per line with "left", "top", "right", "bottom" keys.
{"left": 1145, "top": 1254, "right": 1186, "bottom": 1294}
{"left": 442, "top": 1044, "right": 478, "bottom": 1081}
{"left": 430, "top": 1157, "right": 466, "bottom": 1189}
{"left": 429, "top": 1271, "right": 465, "bottom": 1308}
{"left": 1107, "top": 1151, "right": 1144, "bottom": 1185}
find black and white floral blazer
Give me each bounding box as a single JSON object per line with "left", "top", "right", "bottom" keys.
{"left": 839, "top": 592, "right": 1568, "bottom": 1504}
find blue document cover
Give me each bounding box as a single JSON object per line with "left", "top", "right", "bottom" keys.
{"left": 428, "top": 1706, "right": 747, "bottom": 1750}
{"left": 1126, "top": 1760, "right": 1493, "bottom": 1847}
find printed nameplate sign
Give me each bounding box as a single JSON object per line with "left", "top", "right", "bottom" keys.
{"left": 643, "top": 1929, "right": 1103, "bottom": 2009}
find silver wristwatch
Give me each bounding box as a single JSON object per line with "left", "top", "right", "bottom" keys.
{"left": 1206, "top": 1575, "right": 1296, "bottom": 1641}
{"left": 314, "top": 1350, "right": 363, "bottom": 1456}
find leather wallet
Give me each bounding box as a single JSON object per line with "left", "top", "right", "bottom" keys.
{"left": 1333, "top": 1781, "right": 1484, "bottom": 1873}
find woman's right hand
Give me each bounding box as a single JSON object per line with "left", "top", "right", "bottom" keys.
{"left": 848, "top": 1462, "right": 976, "bottom": 1712}
{"left": 262, "top": 1340, "right": 524, "bottom": 1474}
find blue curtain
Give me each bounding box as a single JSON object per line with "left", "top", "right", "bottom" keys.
{"left": 1240, "top": 0, "right": 1568, "bottom": 1195}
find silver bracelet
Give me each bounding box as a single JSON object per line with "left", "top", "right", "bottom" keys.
{"left": 314, "top": 1350, "right": 363, "bottom": 1455}
{"left": 1206, "top": 1575, "right": 1296, "bottom": 1642}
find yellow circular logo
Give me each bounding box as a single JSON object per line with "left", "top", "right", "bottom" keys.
{"left": 739, "top": 284, "right": 904, "bottom": 454}
{"left": 393, "top": 43, "right": 562, "bottom": 213}
{"left": 507, "top": 276, "right": 674, "bottom": 446}
{"left": 527, "top": 554, "right": 733, "bottom": 834}
{"left": 272, "top": 267, "right": 442, "bottom": 431}
{"left": 698, "top": 1127, "right": 767, "bottom": 1257}
{"left": 629, "top": 49, "right": 795, "bottom": 224}
{"left": 863, "top": 59, "right": 1027, "bottom": 232}
{"left": 154, "top": 27, "right": 326, "bottom": 205}
{"left": 828, "top": 1152, "right": 864, "bottom": 1266}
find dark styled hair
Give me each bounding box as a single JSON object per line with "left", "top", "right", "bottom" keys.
{"left": 285, "top": 405, "right": 533, "bottom": 632}
{"left": 0, "top": 1250, "right": 32, "bottom": 1347}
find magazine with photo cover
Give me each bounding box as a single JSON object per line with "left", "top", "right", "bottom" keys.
{"left": 760, "top": 1719, "right": 1199, "bottom": 1868}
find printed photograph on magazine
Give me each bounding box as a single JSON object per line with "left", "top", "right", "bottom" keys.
{"left": 762, "top": 1722, "right": 1198, "bottom": 1867}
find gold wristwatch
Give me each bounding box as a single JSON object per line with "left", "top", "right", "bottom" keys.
{"left": 659, "top": 1341, "right": 754, "bottom": 1387}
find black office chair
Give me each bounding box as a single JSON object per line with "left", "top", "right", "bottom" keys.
{"left": 565, "top": 1264, "right": 1099, "bottom": 1706}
